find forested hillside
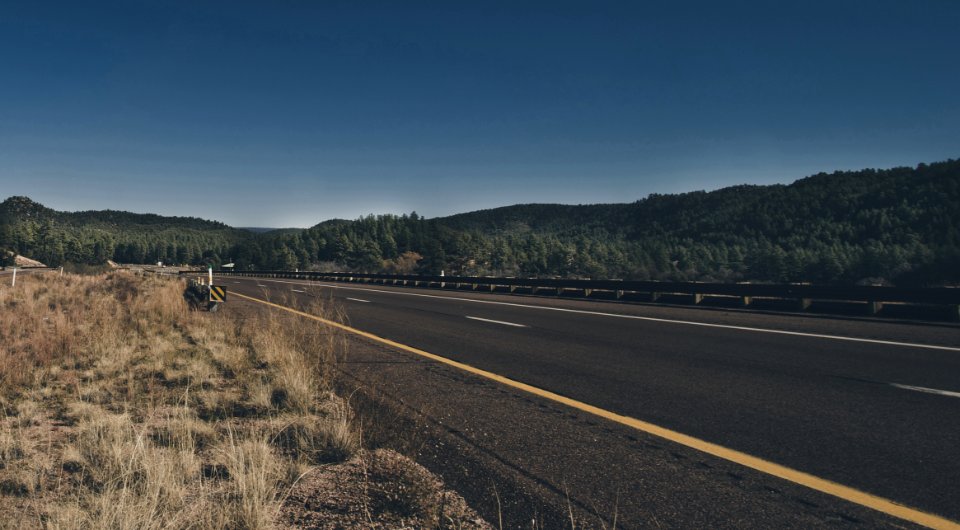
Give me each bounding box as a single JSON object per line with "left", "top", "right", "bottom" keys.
{"left": 0, "top": 196, "right": 248, "bottom": 267}
{"left": 237, "top": 159, "right": 960, "bottom": 286}
{"left": 3, "top": 159, "right": 958, "bottom": 285}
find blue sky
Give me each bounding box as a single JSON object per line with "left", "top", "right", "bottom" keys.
{"left": 1, "top": 1, "right": 958, "bottom": 227}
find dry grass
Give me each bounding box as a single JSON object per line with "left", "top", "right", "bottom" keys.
{"left": 0, "top": 271, "right": 358, "bottom": 529}
{"left": 216, "top": 431, "right": 285, "bottom": 529}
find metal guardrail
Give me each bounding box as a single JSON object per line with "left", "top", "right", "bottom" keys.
{"left": 0, "top": 266, "right": 55, "bottom": 277}
{"left": 194, "top": 269, "right": 960, "bottom": 319}
{"left": 1, "top": 267, "right": 56, "bottom": 287}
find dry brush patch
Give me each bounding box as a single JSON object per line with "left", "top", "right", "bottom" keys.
{"left": 0, "top": 271, "right": 487, "bottom": 529}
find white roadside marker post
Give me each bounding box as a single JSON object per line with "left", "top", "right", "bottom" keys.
{"left": 208, "top": 267, "right": 213, "bottom": 286}
{"left": 11, "top": 267, "right": 16, "bottom": 287}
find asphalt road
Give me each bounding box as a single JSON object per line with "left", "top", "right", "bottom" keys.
{"left": 219, "top": 275, "right": 960, "bottom": 528}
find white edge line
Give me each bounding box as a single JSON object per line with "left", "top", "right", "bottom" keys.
{"left": 225, "top": 278, "right": 960, "bottom": 352}
{"left": 890, "top": 383, "right": 960, "bottom": 398}
{"left": 466, "top": 316, "right": 527, "bottom": 328}
{"left": 346, "top": 297, "right": 371, "bottom": 303}
{"left": 291, "top": 289, "right": 306, "bottom": 293}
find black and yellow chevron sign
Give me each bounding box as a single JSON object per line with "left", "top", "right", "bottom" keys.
{"left": 209, "top": 285, "right": 227, "bottom": 302}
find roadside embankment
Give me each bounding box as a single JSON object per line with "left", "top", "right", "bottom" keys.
{"left": 0, "top": 271, "right": 489, "bottom": 529}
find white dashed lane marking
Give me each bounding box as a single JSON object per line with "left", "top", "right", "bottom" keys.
{"left": 466, "top": 316, "right": 527, "bottom": 328}
{"left": 890, "top": 383, "right": 960, "bottom": 399}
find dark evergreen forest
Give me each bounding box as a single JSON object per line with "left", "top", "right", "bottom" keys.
{"left": 0, "top": 197, "right": 247, "bottom": 268}
{"left": 3, "top": 159, "right": 958, "bottom": 286}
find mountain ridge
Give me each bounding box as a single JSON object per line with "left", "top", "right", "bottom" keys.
{"left": 248, "top": 159, "right": 960, "bottom": 286}
{"left": 2, "top": 158, "right": 959, "bottom": 285}
{"left": 0, "top": 196, "right": 249, "bottom": 267}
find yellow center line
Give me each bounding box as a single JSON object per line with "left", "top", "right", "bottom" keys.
{"left": 232, "top": 290, "right": 960, "bottom": 530}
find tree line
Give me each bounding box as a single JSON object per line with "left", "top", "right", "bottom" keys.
{"left": 0, "top": 197, "right": 245, "bottom": 268}
{"left": 229, "top": 159, "right": 960, "bottom": 286}
{"left": 2, "top": 159, "right": 958, "bottom": 286}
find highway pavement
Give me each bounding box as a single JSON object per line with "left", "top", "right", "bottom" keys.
{"left": 218, "top": 274, "right": 960, "bottom": 528}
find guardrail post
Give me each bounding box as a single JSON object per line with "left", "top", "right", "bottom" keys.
{"left": 867, "top": 301, "right": 883, "bottom": 315}
{"left": 615, "top": 290, "right": 624, "bottom": 300}
{"left": 490, "top": 284, "right": 496, "bottom": 292}
{"left": 741, "top": 296, "right": 752, "bottom": 307}
{"left": 798, "top": 298, "right": 812, "bottom": 311}
{"left": 693, "top": 293, "right": 704, "bottom": 304}
{"left": 954, "top": 305, "right": 960, "bottom": 322}
{"left": 584, "top": 288, "right": 592, "bottom": 297}
{"left": 509, "top": 285, "right": 516, "bottom": 293}
{"left": 649, "top": 291, "right": 660, "bottom": 302}
{"left": 556, "top": 287, "right": 564, "bottom": 296}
